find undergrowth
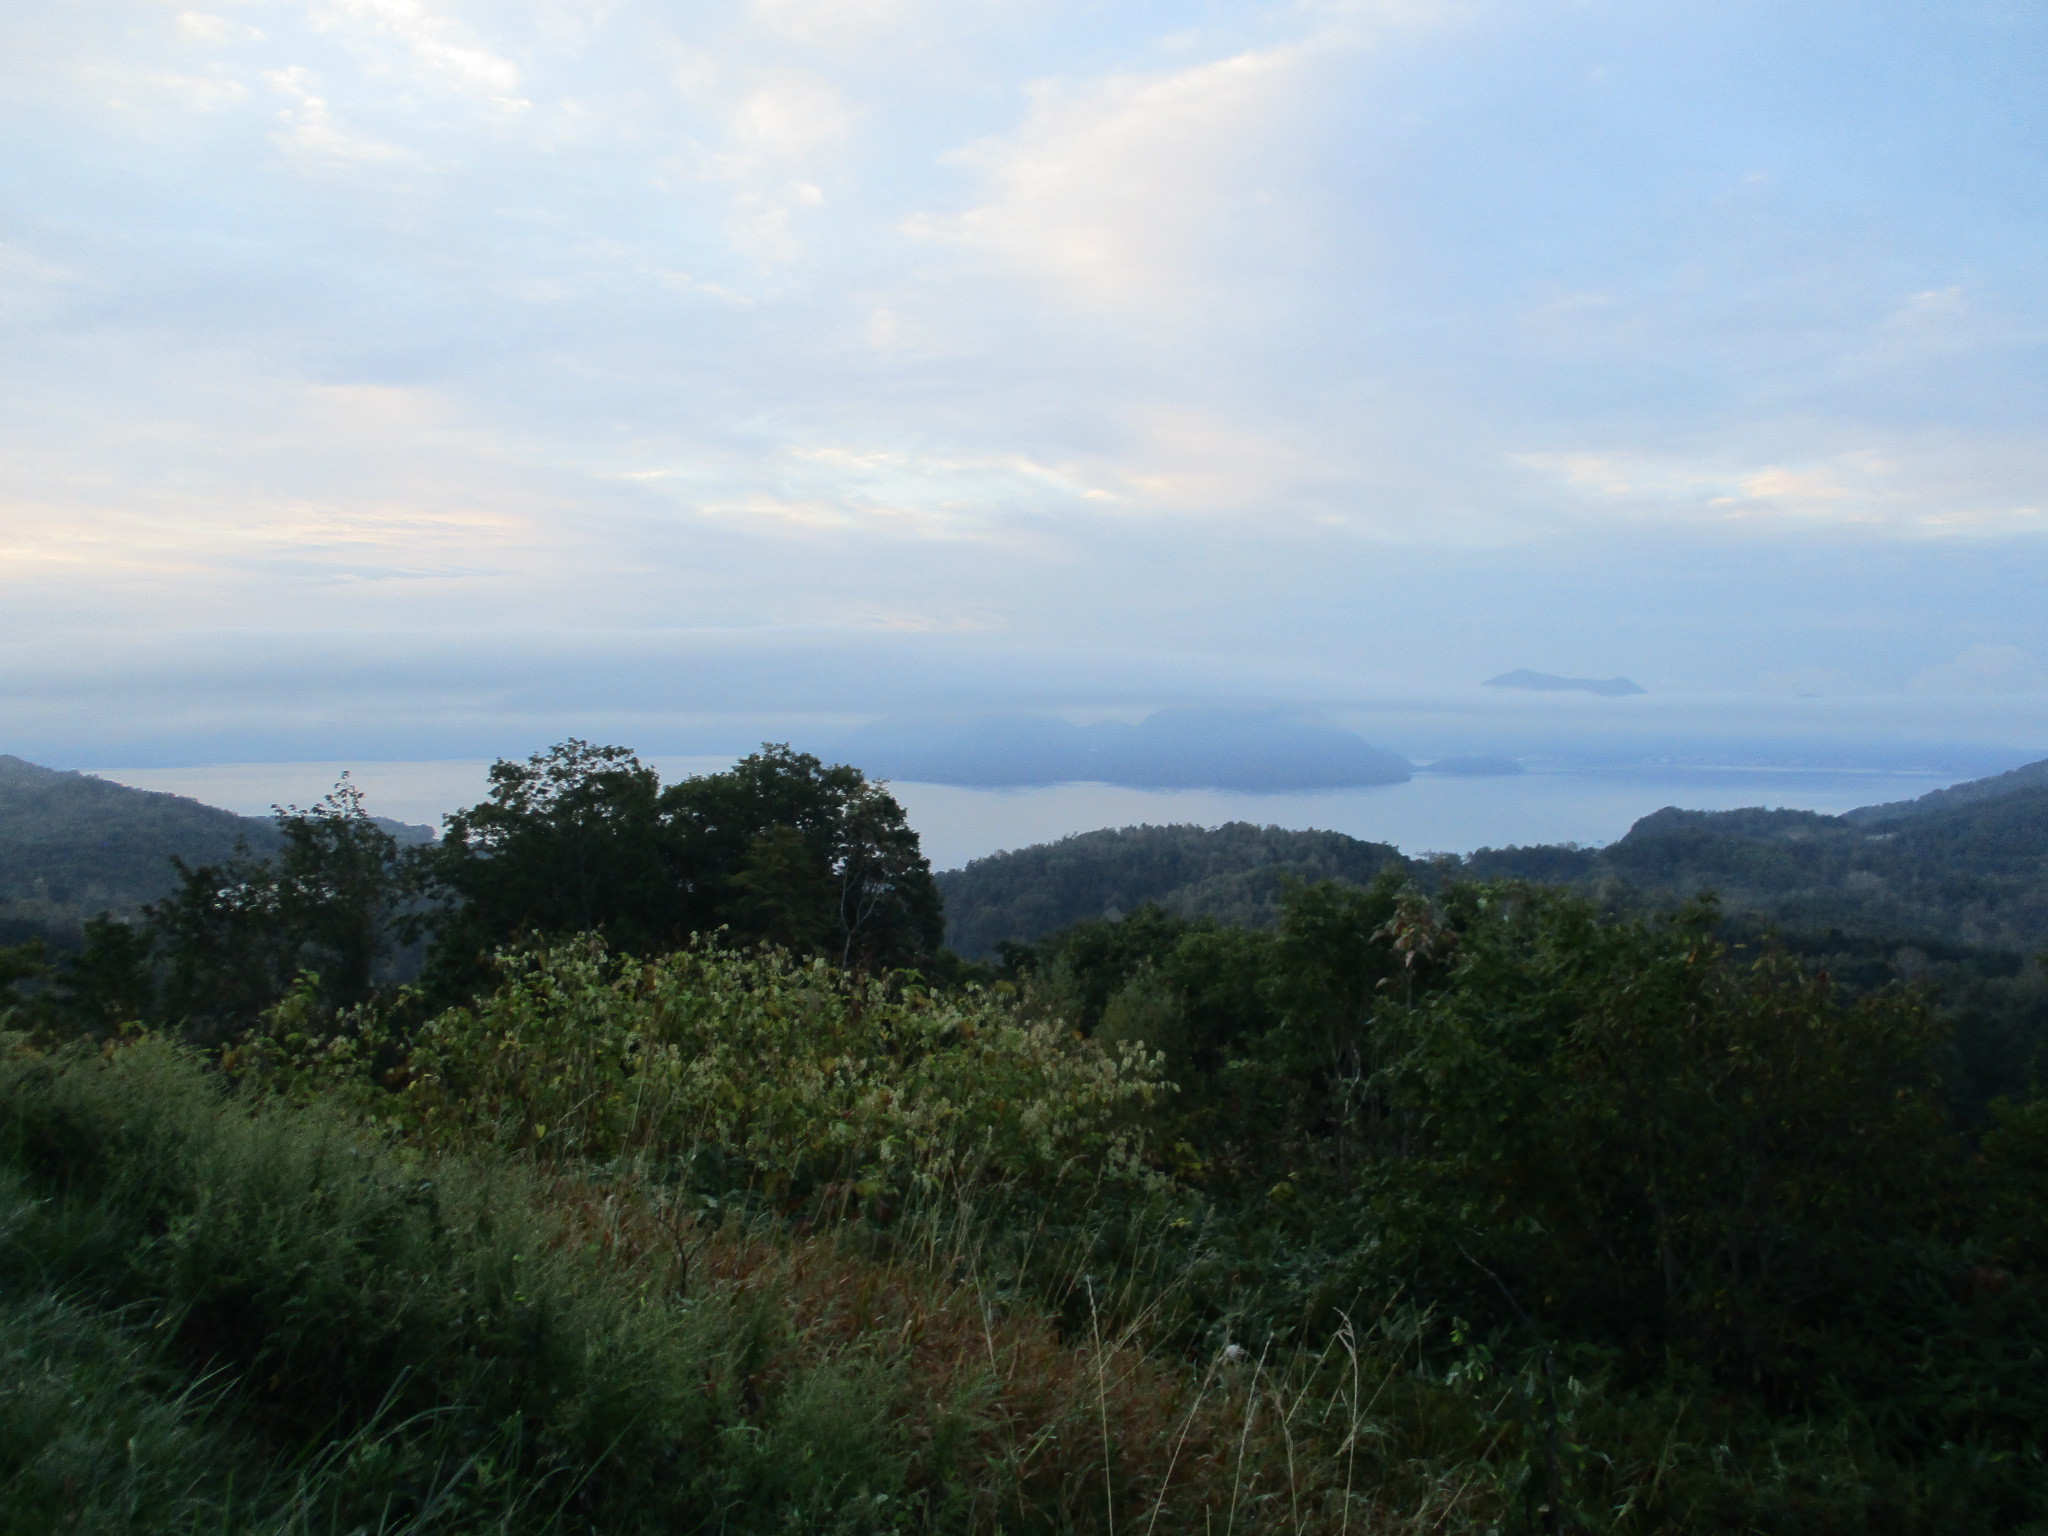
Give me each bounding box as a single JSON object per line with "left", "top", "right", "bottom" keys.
{"left": 3, "top": 925, "right": 2043, "bottom": 1531}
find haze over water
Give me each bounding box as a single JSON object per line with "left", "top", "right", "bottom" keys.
{"left": 89, "top": 760, "right": 1958, "bottom": 872}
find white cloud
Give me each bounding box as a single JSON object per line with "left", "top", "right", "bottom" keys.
{"left": 176, "top": 12, "right": 265, "bottom": 44}
{"left": 159, "top": 72, "right": 253, "bottom": 110}
{"left": 263, "top": 65, "right": 410, "bottom": 160}
{"left": 907, "top": 41, "right": 1328, "bottom": 310}
{"left": 315, "top": 0, "right": 524, "bottom": 99}
{"left": 747, "top": 0, "right": 915, "bottom": 49}
{"left": 662, "top": 69, "right": 853, "bottom": 261}
{"left": 727, "top": 72, "right": 851, "bottom": 163}
{"left": 1909, "top": 644, "right": 2048, "bottom": 696}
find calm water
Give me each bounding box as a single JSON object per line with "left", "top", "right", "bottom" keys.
{"left": 89, "top": 759, "right": 1957, "bottom": 870}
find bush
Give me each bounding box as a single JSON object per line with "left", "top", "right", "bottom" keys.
{"left": 249, "top": 940, "right": 1170, "bottom": 1215}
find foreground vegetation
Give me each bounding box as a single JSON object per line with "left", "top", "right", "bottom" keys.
{"left": 4, "top": 741, "right": 2047, "bottom": 1531}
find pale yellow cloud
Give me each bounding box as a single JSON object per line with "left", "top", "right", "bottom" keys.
{"left": 906, "top": 41, "right": 1324, "bottom": 311}
{"left": 1520, "top": 446, "right": 2048, "bottom": 536}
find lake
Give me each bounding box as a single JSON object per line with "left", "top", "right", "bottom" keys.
{"left": 88, "top": 759, "right": 1959, "bottom": 870}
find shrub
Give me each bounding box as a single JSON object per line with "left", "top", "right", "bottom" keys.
{"left": 250, "top": 940, "right": 1170, "bottom": 1215}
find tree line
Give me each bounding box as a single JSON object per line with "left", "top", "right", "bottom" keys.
{"left": 2, "top": 740, "right": 944, "bottom": 1043}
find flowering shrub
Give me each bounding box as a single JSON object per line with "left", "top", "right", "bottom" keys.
{"left": 252, "top": 939, "right": 1169, "bottom": 1210}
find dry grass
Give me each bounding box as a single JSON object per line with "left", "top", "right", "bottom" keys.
{"left": 540, "top": 1171, "right": 1509, "bottom": 1536}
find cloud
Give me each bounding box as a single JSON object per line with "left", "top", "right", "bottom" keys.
{"left": 176, "top": 12, "right": 266, "bottom": 45}
{"left": 263, "top": 66, "right": 411, "bottom": 160}
{"left": 6, "top": 0, "right": 2048, "bottom": 769}
{"left": 1909, "top": 644, "right": 2048, "bottom": 697}
{"left": 659, "top": 67, "right": 853, "bottom": 261}
{"left": 1522, "top": 447, "right": 2048, "bottom": 537}
{"left": 906, "top": 41, "right": 1328, "bottom": 310}
{"left": 315, "top": 0, "right": 523, "bottom": 99}
{"left": 747, "top": 0, "right": 916, "bottom": 49}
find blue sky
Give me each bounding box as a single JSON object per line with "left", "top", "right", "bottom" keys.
{"left": 4, "top": 0, "right": 2046, "bottom": 771}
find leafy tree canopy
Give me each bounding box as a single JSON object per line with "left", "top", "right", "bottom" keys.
{"left": 414, "top": 741, "right": 941, "bottom": 997}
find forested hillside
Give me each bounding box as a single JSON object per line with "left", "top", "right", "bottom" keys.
{"left": 0, "top": 756, "right": 284, "bottom": 946}
{"left": 935, "top": 821, "right": 1405, "bottom": 958}
{"left": 0, "top": 755, "right": 430, "bottom": 948}
{"left": 8, "top": 738, "right": 2048, "bottom": 1531}
{"left": 939, "top": 756, "right": 2048, "bottom": 960}
{"left": 1463, "top": 771, "right": 2048, "bottom": 953}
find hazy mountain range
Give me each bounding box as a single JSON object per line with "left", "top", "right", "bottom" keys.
{"left": 937, "top": 754, "right": 2048, "bottom": 957}
{"left": 1484, "top": 670, "right": 1648, "bottom": 696}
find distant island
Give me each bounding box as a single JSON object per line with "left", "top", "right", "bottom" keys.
{"left": 1484, "top": 669, "right": 1646, "bottom": 696}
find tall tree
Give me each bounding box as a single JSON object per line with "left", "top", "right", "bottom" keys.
{"left": 145, "top": 776, "right": 406, "bottom": 1042}
{"left": 413, "top": 741, "right": 943, "bottom": 993}
{"left": 664, "top": 744, "right": 943, "bottom": 970}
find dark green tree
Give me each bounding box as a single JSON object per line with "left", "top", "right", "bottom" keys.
{"left": 39, "top": 915, "right": 155, "bottom": 1037}
{"left": 147, "top": 776, "right": 406, "bottom": 1042}
{"left": 661, "top": 743, "right": 943, "bottom": 970}
{"left": 409, "top": 741, "right": 675, "bottom": 996}
{"left": 1363, "top": 885, "right": 1964, "bottom": 1387}
{"left": 413, "top": 742, "right": 942, "bottom": 993}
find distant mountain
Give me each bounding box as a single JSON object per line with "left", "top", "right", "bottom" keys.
{"left": 937, "top": 754, "right": 2048, "bottom": 959}
{"left": 840, "top": 708, "right": 1412, "bottom": 791}
{"left": 935, "top": 822, "right": 1406, "bottom": 958}
{"left": 0, "top": 755, "right": 432, "bottom": 946}
{"left": 1842, "top": 755, "right": 2048, "bottom": 826}
{"left": 1484, "top": 669, "right": 1646, "bottom": 696}
{"left": 1461, "top": 754, "right": 2048, "bottom": 952}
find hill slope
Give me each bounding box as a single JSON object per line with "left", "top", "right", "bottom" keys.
{"left": 937, "top": 755, "right": 2048, "bottom": 958}
{"left": 0, "top": 756, "right": 431, "bottom": 945}
{"left": 935, "top": 822, "right": 1406, "bottom": 958}
{"left": 1460, "top": 756, "right": 2048, "bottom": 952}
{"left": 1843, "top": 756, "right": 2048, "bottom": 826}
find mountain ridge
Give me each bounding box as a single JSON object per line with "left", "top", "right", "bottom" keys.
{"left": 0, "top": 754, "right": 433, "bottom": 945}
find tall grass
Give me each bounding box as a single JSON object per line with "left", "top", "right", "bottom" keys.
{"left": 3, "top": 933, "right": 2016, "bottom": 1534}
{"left": 0, "top": 1035, "right": 1423, "bottom": 1533}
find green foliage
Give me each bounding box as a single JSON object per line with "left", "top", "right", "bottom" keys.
{"left": 415, "top": 742, "right": 944, "bottom": 998}
{"left": 146, "top": 776, "right": 409, "bottom": 1039}
{"left": 1363, "top": 888, "right": 1965, "bottom": 1381}
{"left": 938, "top": 822, "right": 1406, "bottom": 959}
{"left": 13, "top": 740, "right": 2048, "bottom": 1531}
{"left": 0, "top": 1037, "right": 1006, "bottom": 1533}
{"left": 250, "top": 939, "right": 1169, "bottom": 1214}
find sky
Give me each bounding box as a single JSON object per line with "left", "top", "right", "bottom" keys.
{"left": 4, "top": 0, "right": 2047, "bottom": 775}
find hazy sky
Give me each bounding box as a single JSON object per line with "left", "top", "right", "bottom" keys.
{"left": 5, "top": 0, "right": 2046, "bottom": 768}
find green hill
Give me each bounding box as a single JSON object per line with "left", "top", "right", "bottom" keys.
{"left": 0, "top": 756, "right": 430, "bottom": 947}
{"left": 937, "top": 756, "right": 2048, "bottom": 959}
{"left": 1464, "top": 765, "right": 2048, "bottom": 953}
{"left": 935, "top": 822, "right": 1406, "bottom": 958}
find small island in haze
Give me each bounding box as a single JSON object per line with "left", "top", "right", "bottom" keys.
{"left": 1484, "top": 668, "right": 1647, "bottom": 696}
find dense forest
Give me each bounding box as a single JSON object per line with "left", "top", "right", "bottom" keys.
{"left": 0, "top": 754, "right": 431, "bottom": 950}
{"left": 936, "top": 822, "right": 1408, "bottom": 957}
{"left": 941, "top": 761, "right": 2048, "bottom": 958}
{"left": 4, "top": 742, "right": 2048, "bottom": 1532}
